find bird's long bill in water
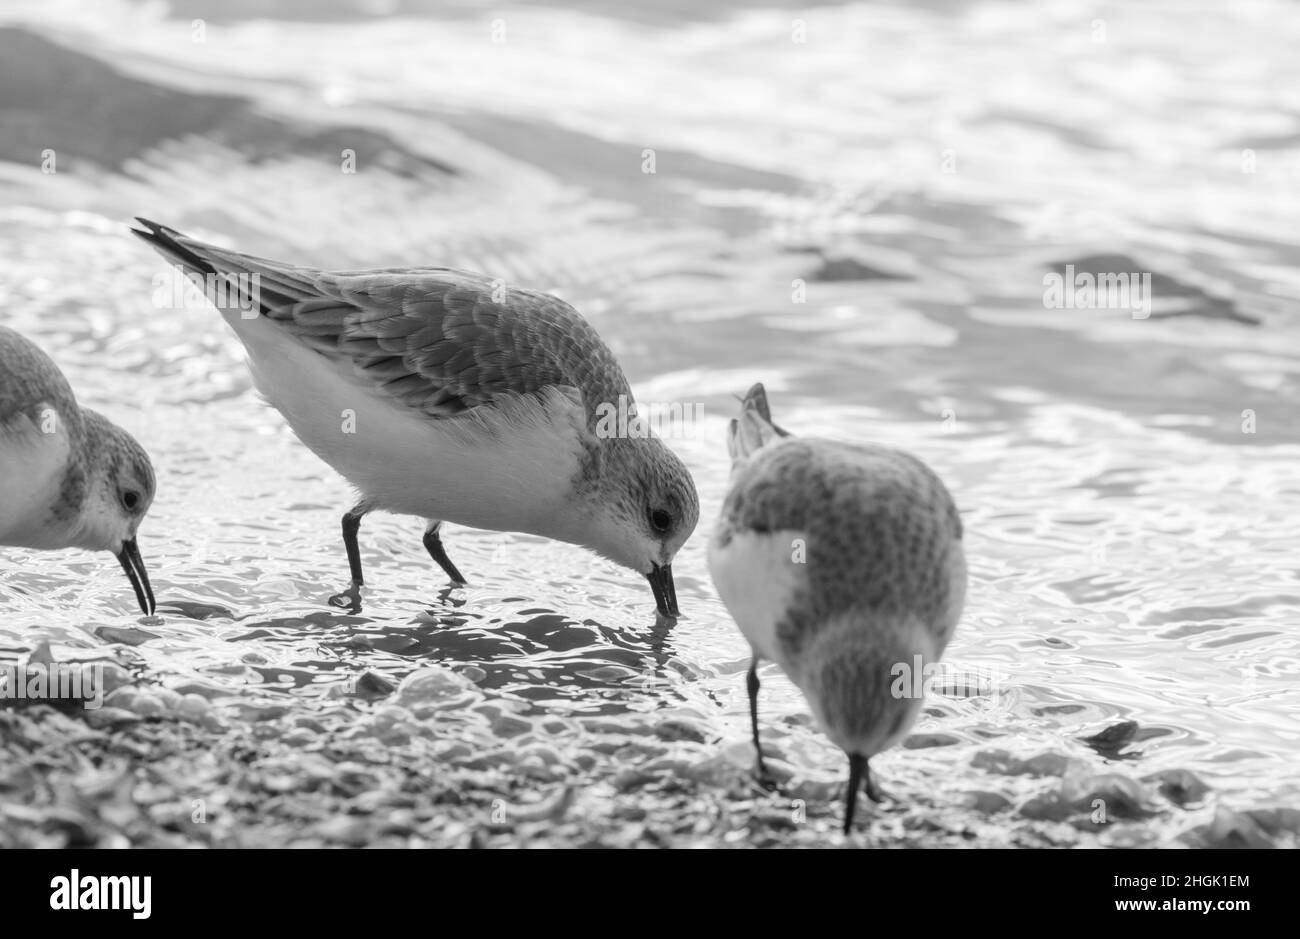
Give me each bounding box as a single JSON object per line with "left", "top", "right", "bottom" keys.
{"left": 646, "top": 562, "right": 679, "bottom": 617}
{"left": 116, "top": 537, "right": 156, "bottom": 616}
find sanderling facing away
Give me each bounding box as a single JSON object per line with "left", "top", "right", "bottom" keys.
{"left": 0, "top": 326, "right": 157, "bottom": 615}
{"left": 708, "top": 384, "right": 965, "bottom": 834}
{"left": 131, "top": 219, "right": 698, "bottom": 616}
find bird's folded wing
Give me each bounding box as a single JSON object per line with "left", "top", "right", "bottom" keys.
{"left": 132, "top": 219, "right": 633, "bottom": 422}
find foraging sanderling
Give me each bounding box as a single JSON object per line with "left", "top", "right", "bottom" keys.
{"left": 0, "top": 326, "right": 157, "bottom": 615}
{"left": 708, "top": 384, "right": 965, "bottom": 834}
{"left": 132, "top": 219, "right": 697, "bottom": 616}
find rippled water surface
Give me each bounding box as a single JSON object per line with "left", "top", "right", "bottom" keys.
{"left": 1, "top": 0, "right": 1298, "bottom": 846}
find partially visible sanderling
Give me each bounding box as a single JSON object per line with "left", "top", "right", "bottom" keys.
{"left": 0, "top": 326, "right": 157, "bottom": 615}
{"left": 708, "top": 383, "right": 965, "bottom": 834}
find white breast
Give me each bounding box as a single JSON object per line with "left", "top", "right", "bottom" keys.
{"left": 221, "top": 312, "right": 583, "bottom": 534}
{"left": 0, "top": 410, "right": 75, "bottom": 549}
{"left": 707, "top": 524, "right": 808, "bottom": 666}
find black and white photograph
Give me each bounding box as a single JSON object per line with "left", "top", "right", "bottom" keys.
{"left": 0, "top": 0, "right": 1293, "bottom": 908}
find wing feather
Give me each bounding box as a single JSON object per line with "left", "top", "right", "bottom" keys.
{"left": 132, "top": 218, "right": 633, "bottom": 424}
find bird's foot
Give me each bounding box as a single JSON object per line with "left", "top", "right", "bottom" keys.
{"left": 431, "top": 583, "right": 467, "bottom": 608}
{"left": 752, "top": 753, "right": 782, "bottom": 793}
{"left": 328, "top": 582, "right": 363, "bottom": 614}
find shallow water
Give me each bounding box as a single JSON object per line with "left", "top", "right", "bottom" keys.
{"left": 1, "top": 0, "right": 1298, "bottom": 846}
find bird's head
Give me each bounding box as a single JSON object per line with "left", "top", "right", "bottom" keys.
{"left": 581, "top": 433, "right": 699, "bottom": 617}
{"left": 77, "top": 410, "right": 157, "bottom": 615}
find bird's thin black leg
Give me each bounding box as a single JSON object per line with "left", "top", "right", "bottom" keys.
{"left": 328, "top": 504, "right": 369, "bottom": 611}
{"left": 343, "top": 507, "right": 366, "bottom": 585}
{"left": 747, "top": 658, "right": 769, "bottom": 780}
{"left": 844, "top": 753, "right": 867, "bottom": 835}
{"left": 423, "top": 520, "right": 467, "bottom": 585}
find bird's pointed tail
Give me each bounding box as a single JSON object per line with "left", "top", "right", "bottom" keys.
{"left": 131, "top": 218, "right": 221, "bottom": 280}
{"left": 130, "top": 217, "right": 315, "bottom": 318}
{"left": 726, "top": 383, "right": 791, "bottom": 467}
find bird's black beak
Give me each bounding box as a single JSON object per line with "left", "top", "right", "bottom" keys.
{"left": 116, "top": 537, "right": 156, "bottom": 617}
{"left": 646, "top": 562, "right": 679, "bottom": 618}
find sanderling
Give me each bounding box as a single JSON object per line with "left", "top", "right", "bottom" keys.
{"left": 132, "top": 219, "right": 698, "bottom": 616}
{"left": 0, "top": 326, "right": 157, "bottom": 615}
{"left": 708, "top": 384, "right": 965, "bottom": 834}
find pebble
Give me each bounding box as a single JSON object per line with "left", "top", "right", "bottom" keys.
{"left": 95, "top": 663, "right": 135, "bottom": 695}
{"left": 369, "top": 704, "right": 414, "bottom": 729}
{"left": 103, "top": 687, "right": 139, "bottom": 710}
{"left": 581, "top": 719, "right": 654, "bottom": 737}
{"left": 352, "top": 671, "right": 395, "bottom": 698}
{"left": 1245, "top": 806, "right": 1300, "bottom": 837}
{"left": 490, "top": 715, "right": 532, "bottom": 738}
{"left": 964, "top": 790, "right": 1013, "bottom": 815}
{"left": 612, "top": 741, "right": 670, "bottom": 762}
{"left": 83, "top": 707, "right": 139, "bottom": 729}
{"left": 612, "top": 769, "right": 657, "bottom": 793}
{"left": 1180, "top": 806, "right": 1273, "bottom": 849}
{"left": 1019, "top": 793, "right": 1071, "bottom": 822}
{"left": 296, "top": 754, "right": 338, "bottom": 782}
{"left": 235, "top": 703, "right": 291, "bottom": 722}
{"left": 1080, "top": 720, "right": 1140, "bottom": 758}
{"left": 315, "top": 816, "right": 371, "bottom": 846}
{"left": 437, "top": 742, "right": 475, "bottom": 762}
{"left": 518, "top": 745, "right": 563, "bottom": 766}
{"left": 653, "top": 718, "right": 709, "bottom": 744}
{"left": 25, "top": 641, "right": 55, "bottom": 667}
{"left": 1067, "top": 771, "right": 1156, "bottom": 819}
{"left": 1020, "top": 753, "right": 1071, "bottom": 777}
{"left": 685, "top": 740, "right": 762, "bottom": 789}
{"left": 94, "top": 625, "right": 159, "bottom": 647}
{"left": 1142, "top": 768, "right": 1209, "bottom": 806}
{"left": 749, "top": 808, "right": 800, "bottom": 831}
{"left": 1098, "top": 823, "right": 1158, "bottom": 848}
{"left": 176, "top": 694, "right": 210, "bottom": 723}
{"left": 171, "top": 681, "right": 228, "bottom": 701}
{"left": 281, "top": 728, "right": 316, "bottom": 748}
{"left": 155, "top": 688, "right": 183, "bottom": 711}
{"left": 332, "top": 762, "right": 380, "bottom": 793}
{"left": 130, "top": 693, "right": 165, "bottom": 719}
{"left": 664, "top": 657, "right": 705, "bottom": 681}
{"left": 971, "top": 749, "right": 1069, "bottom": 777}
{"left": 509, "top": 786, "right": 574, "bottom": 823}
{"left": 160, "top": 600, "right": 232, "bottom": 620}
{"left": 377, "top": 809, "right": 418, "bottom": 834}
{"left": 577, "top": 665, "right": 638, "bottom": 683}
{"left": 641, "top": 757, "right": 691, "bottom": 777}
{"left": 518, "top": 756, "right": 560, "bottom": 782}
{"left": 395, "top": 667, "right": 478, "bottom": 715}
{"left": 903, "top": 732, "right": 960, "bottom": 749}
{"left": 786, "top": 778, "right": 840, "bottom": 803}
{"left": 1020, "top": 768, "right": 1157, "bottom": 824}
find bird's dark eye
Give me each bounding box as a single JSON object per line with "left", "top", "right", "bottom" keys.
{"left": 649, "top": 508, "right": 672, "bottom": 533}
{"left": 122, "top": 490, "right": 141, "bottom": 511}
